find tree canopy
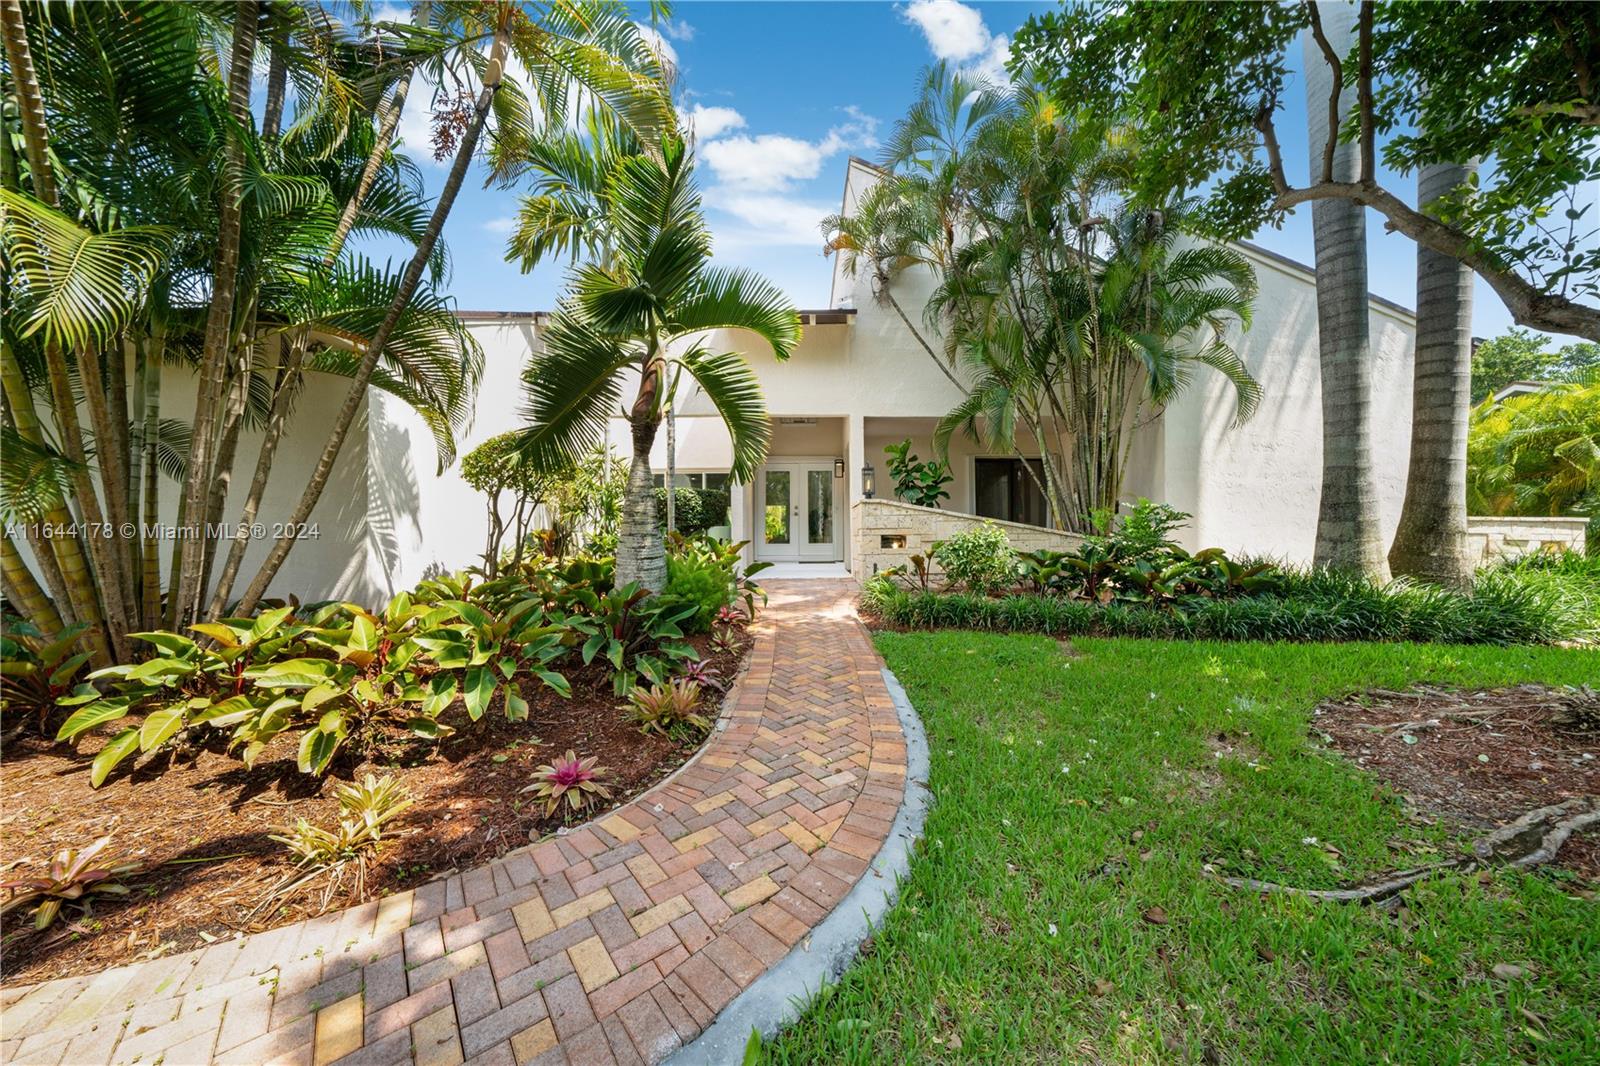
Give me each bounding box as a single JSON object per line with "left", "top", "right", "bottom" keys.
{"left": 1012, "top": 1, "right": 1600, "bottom": 340}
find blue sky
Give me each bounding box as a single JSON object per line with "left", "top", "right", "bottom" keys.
{"left": 364, "top": 0, "right": 1535, "bottom": 339}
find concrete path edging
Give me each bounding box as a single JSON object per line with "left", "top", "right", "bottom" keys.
{"left": 666, "top": 666, "right": 930, "bottom": 1063}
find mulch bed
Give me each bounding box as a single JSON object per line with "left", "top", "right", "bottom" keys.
{"left": 1313, "top": 684, "right": 1599, "bottom": 879}
{"left": 0, "top": 631, "right": 751, "bottom": 988}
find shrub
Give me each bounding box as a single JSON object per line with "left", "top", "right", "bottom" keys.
{"left": 522, "top": 750, "right": 613, "bottom": 816}
{"left": 1, "top": 617, "right": 93, "bottom": 732}
{"left": 863, "top": 560, "right": 1591, "bottom": 646}
{"left": 885, "top": 439, "right": 952, "bottom": 508}
{"left": 677, "top": 657, "right": 726, "bottom": 693}
{"left": 627, "top": 679, "right": 711, "bottom": 739}
{"left": 933, "top": 522, "right": 1016, "bottom": 594}
{"left": 655, "top": 487, "right": 732, "bottom": 536}
{"left": 666, "top": 548, "right": 735, "bottom": 633}
{"left": 0, "top": 836, "right": 140, "bottom": 930}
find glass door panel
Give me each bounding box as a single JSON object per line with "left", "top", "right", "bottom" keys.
{"left": 763, "top": 469, "right": 791, "bottom": 546}
{"left": 806, "top": 469, "right": 834, "bottom": 545}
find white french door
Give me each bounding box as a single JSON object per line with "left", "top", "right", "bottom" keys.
{"left": 755, "top": 462, "right": 839, "bottom": 562}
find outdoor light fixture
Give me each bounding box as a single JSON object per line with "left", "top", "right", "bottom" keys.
{"left": 861, "top": 464, "right": 876, "bottom": 498}
{"left": 833, "top": 458, "right": 845, "bottom": 478}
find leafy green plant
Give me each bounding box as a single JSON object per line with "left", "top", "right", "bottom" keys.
{"left": 560, "top": 584, "right": 698, "bottom": 694}
{"left": 666, "top": 540, "right": 737, "bottom": 633}
{"left": 267, "top": 774, "right": 413, "bottom": 913}
{"left": 0, "top": 836, "right": 140, "bottom": 930}
{"left": 57, "top": 589, "right": 572, "bottom": 785}
{"left": 522, "top": 750, "right": 613, "bottom": 816}
{"left": 884, "top": 439, "right": 952, "bottom": 508}
{"left": 1, "top": 618, "right": 93, "bottom": 732}
{"left": 627, "top": 679, "right": 711, "bottom": 739}
{"left": 932, "top": 523, "right": 1016, "bottom": 594}
{"left": 656, "top": 487, "right": 732, "bottom": 536}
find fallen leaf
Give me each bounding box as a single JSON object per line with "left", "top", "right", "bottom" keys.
{"left": 1143, "top": 906, "right": 1169, "bottom": 925}
{"left": 1491, "top": 963, "right": 1525, "bottom": 981}
{"left": 1256, "top": 944, "right": 1276, "bottom": 962}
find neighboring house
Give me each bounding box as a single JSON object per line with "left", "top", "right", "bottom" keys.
{"left": 363, "top": 157, "right": 1422, "bottom": 588}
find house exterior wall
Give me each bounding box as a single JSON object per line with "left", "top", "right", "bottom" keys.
{"left": 12, "top": 345, "right": 374, "bottom": 611}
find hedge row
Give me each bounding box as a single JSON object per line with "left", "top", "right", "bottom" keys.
{"left": 862, "top": 563, "right": 1597, "bottom": 646}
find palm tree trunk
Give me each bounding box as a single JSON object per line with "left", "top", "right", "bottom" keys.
{"left": 1, "top": 347, "right": 107, "bottom": 658}
{"left": 1304, "top": 1, "right": 1389, "bottom": 580}
{"left": 174, "top": 0, "right": 258, "bottom": 628}
{"left": 209, "top": 57, "right": 411, "bottom": 617}
{"left": 206, "top": 337, "right": 305, "bottom": 617}
{"left": 140, "top": 327, "right": 165, "bottom": 630}
{"left": 1388, "top": 160, "right": 1478, "bottom": 586}
{"left": 1, "top": 0, "right": 129, "bottom": 660}
{"left": 1, "top": 531, "right": 62, "bottom": 635}
{"left": 325, "top": 73, "right": 413, "bottom": 267}
{"left": 618, "top": 416, "right": 667, "bottom": 591}
{"left": 235, "top": 20, "right": 511, "bottom": 615}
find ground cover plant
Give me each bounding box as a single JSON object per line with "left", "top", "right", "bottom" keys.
{"left": 0, "top": 535, "right": 763, "bottom": 984}
{"left": 868, "top": 503, "right": 1599, "bottom": 645}
{"left": 759, "top": 632, "right": 1599, "bottom": 1064}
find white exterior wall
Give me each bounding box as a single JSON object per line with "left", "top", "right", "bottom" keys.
{"left": 292, "top": 159, "right": 1429, "bottom": 598}
{"left": 1141, "top": 244, "right": 1417, "bottom": 558}
{"left": 13, "top": 349, "right": 373, "bottom": 610}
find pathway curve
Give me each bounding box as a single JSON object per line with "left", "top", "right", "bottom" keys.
{"left": 1, "top": 581, "right": 908, "bottom": 1066}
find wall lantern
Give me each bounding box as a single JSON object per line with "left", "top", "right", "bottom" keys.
{"left": 861, "top": 464, "right": 876, "bottom": 499}
{"left": 833, "top": 458, "right": 846, "bottom": 479}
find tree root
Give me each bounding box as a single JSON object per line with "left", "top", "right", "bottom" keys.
{"left": 1216, "top": 798, "right": 1597, "bottom": 907}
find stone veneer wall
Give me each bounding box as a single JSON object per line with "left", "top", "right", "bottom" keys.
{"left": 850, "top": 498, "right": 1082, "bottom": 582}
{"left": 1467, "top": 516, "right": 1590, "bottom": 564}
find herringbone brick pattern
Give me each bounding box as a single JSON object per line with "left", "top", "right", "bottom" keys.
{"left": 0, "top": 581, "right": 905, "bottom": 1065}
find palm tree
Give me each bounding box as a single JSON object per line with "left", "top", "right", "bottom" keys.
{"left": 1304, "top": 0, "right": 1389, "bottom": 580}
{"left": 233, "top": 0, "right": 675, "bottom": 613}
{"left": 513, "top": 137, "right": 801, "bottom": 590}
{"left": 1389, "top": 160, "right": 1478, "bottom": 586}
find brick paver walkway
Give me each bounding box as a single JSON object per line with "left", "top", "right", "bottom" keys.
{"left": 1, "top": 581, "right": 906, "bottom": 1066}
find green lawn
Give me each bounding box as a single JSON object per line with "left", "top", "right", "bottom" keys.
{"left": 762, "top": 633, "right": 1599, "bottom": 1064}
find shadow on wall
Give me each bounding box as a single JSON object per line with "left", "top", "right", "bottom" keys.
{"left": 366, "top": 404, "right": 421, "bottom": 602}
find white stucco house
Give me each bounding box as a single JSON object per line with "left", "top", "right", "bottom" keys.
{"left": 79, "top": 157, "right": 1581, "bottom": 608}
{"left": 350, "top": 155, "right": 1434, "bottom": 594}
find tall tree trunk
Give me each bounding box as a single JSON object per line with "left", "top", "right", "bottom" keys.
{"left": 1304, "top": 1, "right": 1389, "bottom": 580}
{"left": 236, "top": 21, "right": 511, "bottom": 614}
{"left": 1388, "top": 160, "right": 1478, "bottom": 587}
{"left": 209, "top": 57, "right": 412, "bottom": 617}
{"left": 173, "top": 0, "right": 258, "bottom": 628}
{"left": 618, "top": 416, "right": 667, "bottom": 591}
{"left": 261, "top": 12, "right": 288, "bottom": 141}
{"left": 326, "top": 73, "right": 412, "bottom": 267}
{"left": 140, "top": 326, "right": 165, "bottom": 630}
{"left": 1, "top": 0, "right": 129, "bottom": 660}
{"left": 1, "top": 531, "right": 62, "bottom": 635}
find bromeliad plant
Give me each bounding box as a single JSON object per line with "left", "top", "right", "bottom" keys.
{"left": 627, "top": 679, "right": 711, "bottom": 739}
{"left": 522, "top": 750, "right": 614, "bottom": 816}
{"left": 265, "top": 774, "right": 414, "bottom": 914}
{"left": 1, "top": 619, "right": 94, "bottom": 733}
{"left": 0, "top": 836, "right": 141, "bottom": 930}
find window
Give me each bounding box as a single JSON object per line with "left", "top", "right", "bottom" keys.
{"left": 650, "top": 471, "right": 730, "bottom": 491}
{"left": 973, "top": 458, "right": 1048, "bottom": 526}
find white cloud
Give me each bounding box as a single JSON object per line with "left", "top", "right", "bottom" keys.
{"left": 700, "top": 108, "right": 876, "bottom": 190}
{"left": 900, "top": 0, "right": 1012, "bottom": 84}
{"left": 687, "top": 104, "right": 746, "bottom": 142}
{"left": 483, "top": 216, "right": 516, "bottom": 234}
{"left": 703, "top": 191, "right": 834, "bottom": 248}
{"left": 634, "top": 22, "right": 679, "bottom": 69}
{"left": 657, "top": 18, "right": 695, "bottom": 42}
